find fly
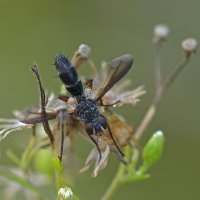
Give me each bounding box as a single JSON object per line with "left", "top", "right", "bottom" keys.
{"left": 18, "top": 54, "right": 134, "bottom": 162}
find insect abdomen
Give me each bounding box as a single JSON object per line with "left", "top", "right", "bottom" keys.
{"left": 55, "top": 55, "right": 83, "bottom": 96}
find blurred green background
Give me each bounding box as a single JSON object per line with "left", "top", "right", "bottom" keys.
{"left": 0, "top": 0, "right": 199, "bottom": 199}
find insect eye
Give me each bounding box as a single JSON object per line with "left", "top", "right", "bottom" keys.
{"left": 85, "top": 123, "right": 94, "bottom": 135}
{"left": 98, "top": 117, "right": 107, "bottom": 129}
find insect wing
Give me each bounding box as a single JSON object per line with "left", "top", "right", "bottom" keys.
{"left": 92, "top": 54, "right": 133, "bottom": 101}
{"left": 15, "top": 105, "right": 57, "bottom": 124}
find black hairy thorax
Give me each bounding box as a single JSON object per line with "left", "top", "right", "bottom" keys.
{"left": 76, "top": 96, "right": 99, "bottom": 124}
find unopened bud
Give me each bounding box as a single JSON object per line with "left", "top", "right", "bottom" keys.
{"left": 181, "top": 38, "right": 198, "bottom": 54}
{"left": 58, "top": 187, "right": 73, "bottom": 200}
{"left": 139, "top": 130, "right": 165, "bottom": 174}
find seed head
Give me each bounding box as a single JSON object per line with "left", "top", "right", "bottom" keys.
{"left": 181, "top": 38, "right": 198, "bottom": 55}
{"left": 153, "top": 24, "right": 170, "bottom": 44}
{"left": 77, "top": 44, "right": 91, "bottom": 58}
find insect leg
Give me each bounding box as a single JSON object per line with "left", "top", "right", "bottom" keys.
{"left": 107, "top": 123, "right": 127, "bottom": 164}
{"left": 57, "top": 110, "right": 67, "bottom": 162}
{"left": 87, "top": 133, "right": 102, "bottom": 162}
{"left": 58, "top": 122, "right": 65, "bottom": 161}
{"left": 31, "top": 65, "right": 54, "bottom": 145}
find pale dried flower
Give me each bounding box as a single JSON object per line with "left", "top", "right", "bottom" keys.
{"left": 102, "top": 83, "right": 146, "bottom": 107}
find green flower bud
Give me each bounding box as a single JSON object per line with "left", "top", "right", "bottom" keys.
{"left": 58, "top": 187, "right": 73, "bottom": 200}
{"left": 140, "top": 130, "right": 165, "bottom": 173}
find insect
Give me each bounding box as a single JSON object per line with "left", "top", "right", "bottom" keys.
{"left": 17, "top": 54, "right": 133, "bottom": 162}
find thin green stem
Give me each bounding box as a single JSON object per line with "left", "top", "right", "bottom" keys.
{"left": 101, "top": 147, "right": 138, "bottom": 200}
{"left": 100, "top": 165, "right": 124, "bottom": 200}
{"left": 154, "top": 42, "right": 162, "bottom": 92}
{"left": 21, "top": 129, "right": 36, "bottom": 171}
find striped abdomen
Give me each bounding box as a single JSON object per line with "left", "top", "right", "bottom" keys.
{"left": 55, "top": 54, "right": 83, "bottom": 96}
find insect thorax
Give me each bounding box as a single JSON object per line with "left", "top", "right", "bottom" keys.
{"left": 76, "top": 96, "right": 99, "bottom": 124}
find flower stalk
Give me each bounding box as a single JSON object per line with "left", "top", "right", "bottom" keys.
{"left": 101, "top": 26, "right": 197, "bottom": 200}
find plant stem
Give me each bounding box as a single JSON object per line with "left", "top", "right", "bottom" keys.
{"left": 134, "top": 55, "right": 190, "bottom": 141}
{"left": 134, "top": 104, "right": 156, "bottom": 141}
{"left": 101, "top": 164, "right": 124, "bottom": 200}
{"left": 161, "top": 56, "right": 189, "bottom": 95}
{"left": 154, "top": 42, "right": 162, "bottom": 92}
{"left": 101, "top": 44, "right": 192, "bottom": 200}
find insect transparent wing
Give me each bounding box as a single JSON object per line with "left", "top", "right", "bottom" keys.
{"left": 92, "top": 54, "right": 133, "bottom": 101}
{"left": 15, "top": 105, "right": 57, "bottom": 124}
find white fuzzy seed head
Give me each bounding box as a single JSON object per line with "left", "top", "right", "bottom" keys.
{"left": 154, "top": 24, "right": 170, "bottom": 39}
{"left": 77, "top": 44, "right": 91, "bottom": 58}
{"left": 181, "top": 38, "right": 198, "bottom": 53}
{"left": 153, "top": 24, "right": 170, "bottom": 44}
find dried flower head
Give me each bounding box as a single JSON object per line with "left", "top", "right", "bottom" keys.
{"left": 0, "top": 44, "right": 144, "bottom": 177}
{"left": 102, "top": 81, "right": 146, "bottom": 107}
{"left": 80, "top": 114, "right": 134, "bottom": 176}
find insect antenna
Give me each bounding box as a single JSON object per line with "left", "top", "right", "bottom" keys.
{"left": 31, "top": 65, "right": 54, "bottom": 145}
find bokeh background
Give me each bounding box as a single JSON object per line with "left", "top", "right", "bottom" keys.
{"left": 0, "top": 0, "right": 199, "bottom": 199}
